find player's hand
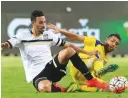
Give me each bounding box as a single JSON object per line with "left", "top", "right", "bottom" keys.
{"left": 1, "top": 42, "right": 9, "bottom": 50}
{"left": 47, "top": 23, "right": 60, "bottom": 33}
{"left": 87, "top": 50, "right": 100, "bottom": 56}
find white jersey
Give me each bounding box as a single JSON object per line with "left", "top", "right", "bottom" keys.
{"left": 8, "top": 30, "right": 64, "bottom": 83}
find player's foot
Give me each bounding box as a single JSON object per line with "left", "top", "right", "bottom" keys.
{"left": 96, "top": 64, "right": 118, "bottom": 77}
{"left": 87, "top": 78, "right": 108, "bottom": 89}
{"left": 66, "top": 82, "right": 80, "bottom": 92}
{"left": 53, "top": 83, "right": 67, "bottom": 92}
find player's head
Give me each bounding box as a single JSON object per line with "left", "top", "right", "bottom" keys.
{"left": 31, "top": 10, "right": 46, "bottom": 32}
{"left": 104, "top": 33, "right": 121, "bottom": 53}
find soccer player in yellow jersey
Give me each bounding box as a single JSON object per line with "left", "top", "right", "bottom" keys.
{"left": 47, "top": 24, "right": 121, "bottom": 92}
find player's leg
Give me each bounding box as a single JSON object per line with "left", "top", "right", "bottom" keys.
{"left": 67, "top": 82, "right": 100, "bottom": 92}
{"left": 57, "top": 47, "right": 93, "bottom": 80}
{"left": 33, "top": 79, "right": 63, "bottom": 92}
{"left": 33, "top": 60, "right": 66, "bottom": 92}
{"left": 70, "top": 64, "right": 87, "bottom": 84}
{"left": 67, "top": 70, "right": 107, "bottom": 92}
{"left": 57, "top": 47, "right": 108, "bottom": 89}
{"left": 67, "top": 82, "right": 111, "bottom": 92}
{"left": 33, "top": 74, "right": 52, "bottom": 92}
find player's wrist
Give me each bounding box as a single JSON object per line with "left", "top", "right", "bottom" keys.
{"left": 1, "top": 42, "right": 9, "bottom": 50}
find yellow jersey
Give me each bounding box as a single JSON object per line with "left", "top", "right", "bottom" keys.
{"left": 70, "top": 36, "right": 108, "bottom": 85}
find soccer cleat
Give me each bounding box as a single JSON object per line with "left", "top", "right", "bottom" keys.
{"left": 96, "top": 64, "right": 119, "bottom": 77}
{"left": 87, "top": 78, "right": 108, "bottom": 89}
{"left": 66, "top": 82, "right": 80, "bottom": 92}
{"left": 53, "top": 83, "right": 67, "bottom": 92}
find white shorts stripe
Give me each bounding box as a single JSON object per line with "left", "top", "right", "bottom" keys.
{"left": 52, "top": 59, "right": 57, "bottom": 68}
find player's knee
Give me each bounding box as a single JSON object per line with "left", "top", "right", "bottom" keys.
{"left": 38, "top": 80, "right": 52, "bottom": 92}
{"left": 65, "top": 47, "right": 76, "bottom": 55}
{"left": 58, "top": 47, "right": 76, "bottom": 62}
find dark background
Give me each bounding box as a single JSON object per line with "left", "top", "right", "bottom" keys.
{"left": 1, "top": 1, "right": 128, "bottom": 55}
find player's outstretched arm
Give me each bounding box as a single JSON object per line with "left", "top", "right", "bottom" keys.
{"left": 63, "top": 42, "right": 99, "bottom": 56}
{"left": 47, "top": 23, "right": 84, "bottom": 42}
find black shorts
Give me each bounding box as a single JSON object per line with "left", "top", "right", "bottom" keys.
{"left": 33, "top": 55, "right": 68, "bottom": 91}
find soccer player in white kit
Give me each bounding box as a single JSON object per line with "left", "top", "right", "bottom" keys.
{"left": 1, "top": 10, "right": 108, "bottom": 92}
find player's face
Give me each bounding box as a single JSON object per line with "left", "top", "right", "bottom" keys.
{"left": 33, "top": 16, "right": 46, "bottom": 32}
{"left": 104, "top": 36, "right": 120, "bottom": 53}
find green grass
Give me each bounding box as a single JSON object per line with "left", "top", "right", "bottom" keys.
{"left": 1, "top": 56, "right": 128, "bottom": 98}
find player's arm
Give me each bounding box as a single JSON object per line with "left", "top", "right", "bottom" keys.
{"left": 47, "top": 23, "right": 84, "bottom": 42}
{"left": 63, "top": 42, "right": 99, "bottom": 56}
{"left": 52, "top": 32, "right": 98, "bottom": 55}
{"left": 1, "top": 34, "right": 21, "bottom": 50}
{"left": 1, "top": 41, "right": 12, "bottom": 50}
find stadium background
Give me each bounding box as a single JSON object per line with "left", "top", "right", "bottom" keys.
{"left": 1, "top": 1, "right": 128, "bottom": 98}
{"left": 1, "top": 1, "right": 128, "bottom": 56}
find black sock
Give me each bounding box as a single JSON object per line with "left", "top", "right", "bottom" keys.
{"left": 70, "top": 53, "right": 93, "bottom": 80}
{"left": 51, "top": 84, "right": 61, "bottom": 92}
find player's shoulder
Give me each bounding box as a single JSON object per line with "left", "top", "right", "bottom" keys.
{"left": 44, "top": 29, "right": 55, "bottom": 34}
{"left": 43, "top": 29, "right": 54, "bottom": 36}
{"left": 43, "top": 29, "right": 58, "bottom": 39}
{"left": 16, "top": 30, "right": 31, "bottom": 36}
{"left": 84, "top": 36, "right": 96, "bottom": 40}
{"left": 95, "top": 40, "right": 103, "bottom": 46}
{"left": 14, "top": 30, "right": 56, "bottom": 40}
{"left": 15, "top": 30, "right": 32, "bottom": 40}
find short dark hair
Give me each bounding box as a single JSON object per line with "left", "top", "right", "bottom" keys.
{"left": 108, "top": 33, "right": 121, "bottom": 41}
{"left": 31, "top": 10, "right": 44, "bottom": 22}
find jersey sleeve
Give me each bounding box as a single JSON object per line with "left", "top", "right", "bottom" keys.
{"left": 83, "top": 36, "right": 96, "bottom": 46}
{"left": 53, "top": 36, "right": 65, "bottom": 46}
{"left": 50, "top": 32, "right": 66, "bottom": 46}
{"left": 43, "top": 30, "right": 66, "bottom": 46}
{"left": 7, "top": 32, "right": 21, "bottom": 48}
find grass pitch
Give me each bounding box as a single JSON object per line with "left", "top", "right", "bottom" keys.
{"left": 1, "top": 56, "right": 128, "bottom": 98}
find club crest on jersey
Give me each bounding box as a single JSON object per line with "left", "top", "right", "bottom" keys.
{"left": 43, "top": 34, "right": 48, "bottom": 40}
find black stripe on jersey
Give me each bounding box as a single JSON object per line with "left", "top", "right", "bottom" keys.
{"left": 56, "top": 38, "right": 60, "bottom": 45}
{"left": 6, "top": 41, "right": 12, "bottom": 49}
{"left": 95, "top": 40, "right": 103, "bottom": 46}
{"left": 21, "top": 39, "right": 53, "bottom": 42}
{"left": 60, "top": 40, "right": 66, "bottom": 46}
